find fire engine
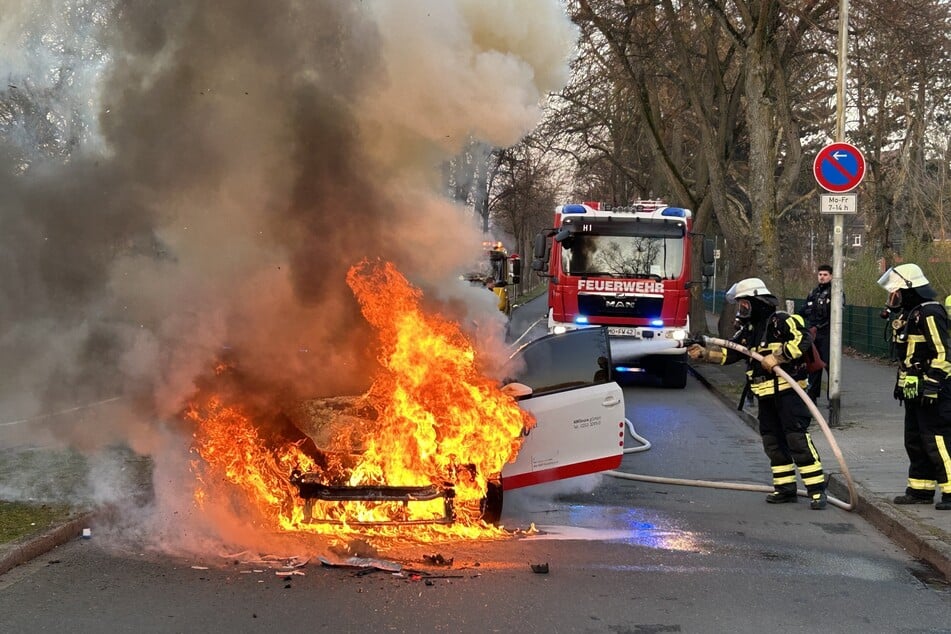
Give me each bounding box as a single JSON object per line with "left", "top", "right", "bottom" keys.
{"left": 463, "top": 241, "right": 522, "bottom": 315}
{"left": 531, "top": 200, "right": 714, "bottom": 388}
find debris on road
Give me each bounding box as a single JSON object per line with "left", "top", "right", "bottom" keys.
{"left": 422, "top": 553, "right": 453, "bottom": 566}
{"left": 318, "top": 554, "right": 402, "bottom": 572}
{"left": 275, "top": 570, "right": 305, "bottom": 577}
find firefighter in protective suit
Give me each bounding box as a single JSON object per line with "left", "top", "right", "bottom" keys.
{"left": 878, "top": 263, "right": 951, "bottom": 510}
{"left": 688, "top": 278, "right": 827, "bottom": 509}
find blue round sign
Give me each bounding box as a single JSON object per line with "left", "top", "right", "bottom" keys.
{"left": 814, "top": 142, "right": 866, "bottom": 193}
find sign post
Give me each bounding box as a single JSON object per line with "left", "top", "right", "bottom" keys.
{"left": 814, "top": 140, "right": 865, "bottom": 427}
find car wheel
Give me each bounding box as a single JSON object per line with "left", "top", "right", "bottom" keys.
{"left": 480, "top": 479, "right": 504, "bottom": 525}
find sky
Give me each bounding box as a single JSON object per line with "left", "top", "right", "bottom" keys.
{"left": 0, "top": 0, "right": 578, "bottom": 551}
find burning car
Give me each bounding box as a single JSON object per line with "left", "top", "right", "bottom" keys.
{"left": 188, "top": 261, "right": 624, "bottom": 536}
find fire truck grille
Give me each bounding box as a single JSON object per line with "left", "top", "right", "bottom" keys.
{"left": 577, "top": 294, "right": 663, "bottom": 319}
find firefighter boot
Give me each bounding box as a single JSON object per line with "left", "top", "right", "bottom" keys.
{"left": 809, "top": 491, "right": 827, "bottom": 510}
{"left": 937, "top": 494, "right": 951, "bottom": 511}
{"left": 766, "top": 490, "right": 797, "bottom": 504}
{"left": 893, "top": 493, "right": 933, "bottom": 505}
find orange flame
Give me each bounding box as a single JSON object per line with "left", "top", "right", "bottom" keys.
{"left": 188, "top": 259, "right": 534, "bottom": 539}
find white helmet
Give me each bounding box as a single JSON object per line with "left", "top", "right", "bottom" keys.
{"left": 726, "top": 277, "right": 776, "bottom": 304}
{"left": 876, "top": 263, "right": 929, "bottom": 292}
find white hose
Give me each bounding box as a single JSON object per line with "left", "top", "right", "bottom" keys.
{"left": 508, "top": 316, "right": 547, "bottom": 351}
{"left": 606, "top": 336, "right": 857, "bottom": 511}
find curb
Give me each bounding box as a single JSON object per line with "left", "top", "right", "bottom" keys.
{"left": 0, "top": 512, "right": 94, "bottom": 577}
{"left": 827, "top": 476, "right": 951, "bottom": 583}
{"left": 689, "top": 365, "right": 951, "bottom": 583}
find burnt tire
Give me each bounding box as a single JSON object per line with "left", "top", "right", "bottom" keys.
{"left": 480, "top": 479, "right": 504, "bottom": 525}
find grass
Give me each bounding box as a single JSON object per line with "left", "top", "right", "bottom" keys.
{"left": 0, "top": 445, "right": 152, "bottom": 546}
{"left": 515, "top": 282, "right": 548, "bottom": 304}
{"left": 0, "top": 501, "right": 75, "bottom": 544}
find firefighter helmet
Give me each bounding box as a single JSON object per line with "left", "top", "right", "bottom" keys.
{"left": 725, "top": 277, "right": 777, "bottom": 304}
{"left": 876, "top": 263, "right": 929, "bottom": 292}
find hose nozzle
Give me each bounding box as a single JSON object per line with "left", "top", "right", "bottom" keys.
{"left": 678, "top": 335, "right": 705, "bottom": 348}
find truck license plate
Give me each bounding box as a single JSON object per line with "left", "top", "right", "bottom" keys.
{"left": 607, "top": 327, "right": 639, "bottom": 337}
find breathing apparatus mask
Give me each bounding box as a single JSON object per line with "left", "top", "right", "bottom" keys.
{"left": 735, "top": 298, "right": 753, "bottom": 321}
{"left": 880, "top": 290, "right": 902, "bottom": 320}
{"left": 727, "top": 277, "right": 777, "bottom": 324}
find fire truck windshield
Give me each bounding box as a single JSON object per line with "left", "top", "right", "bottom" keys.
{"left": 560, "top": 232, "right": 685, "bottom": 279}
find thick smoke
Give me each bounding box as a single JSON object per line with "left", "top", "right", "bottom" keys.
{"left": 0, "top": 0, "right": 577, "bottom": 551}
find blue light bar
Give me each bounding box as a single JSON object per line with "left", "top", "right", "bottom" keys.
{"left": 650, "top": 319, "right": 664, "bottom": 327}
{"left": 574, "top": 315, "right": 589, "bottom": 324}
{"left": 661, "top": 207, "right": 687, "bottom": 218}
{"left": 614, "top": 366, "right": 646, "bottom": 374}
{"left": 562, "top": 204, "right": 588, "bottom": 214}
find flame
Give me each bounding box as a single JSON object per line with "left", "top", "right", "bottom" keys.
{"left": 188, "top": 259, "right": 534, "bottom": 540}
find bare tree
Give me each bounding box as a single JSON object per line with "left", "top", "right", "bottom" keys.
{"left": 849, "top": 0, "right": 951, "bottom": 256}
{"left": 489, "top": 140, "right": 562, "bottom": 294}
{"left": 552, "top": 0, "right": 838, "bottom": 332}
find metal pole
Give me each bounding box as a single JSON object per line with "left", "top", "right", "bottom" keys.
{"left": 829, "top": 0, "right": 849, "bottom": 426}
{"left": 712, "top": 236, "right": 718, "bottom": 315}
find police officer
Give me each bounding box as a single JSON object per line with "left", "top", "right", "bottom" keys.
{"left": 878, "top": 263, "right": 951, "bottom": 510}
{"left": 688, "top": 278, "right": 828, "bottom": 509}
{"left": 800, "top": 264, "right": 833, "bottom": 401}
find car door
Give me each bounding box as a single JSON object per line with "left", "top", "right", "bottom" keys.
{"left": 500, "top": 327, "right": 625, "bottom": 490}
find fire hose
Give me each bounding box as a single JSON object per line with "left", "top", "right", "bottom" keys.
{"left": 606, "top": 336, "right": 857, "bottom": 511}
{"left": 508, "top": 316, "right": 547, "bottom": 349}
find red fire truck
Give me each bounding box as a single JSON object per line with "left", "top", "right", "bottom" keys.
{"left": 531, "top": 200, "right": 714, "bottom": 388}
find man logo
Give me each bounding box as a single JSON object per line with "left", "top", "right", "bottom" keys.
{"left": 605, "top": 299, "right": 637, "bottom": 309}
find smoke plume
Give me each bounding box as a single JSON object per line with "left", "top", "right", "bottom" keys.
{"left": 0, "top": 0, "right": 577, "bottom": 552}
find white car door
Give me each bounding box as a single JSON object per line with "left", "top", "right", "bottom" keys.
{"left": 500, "top": 328, "right": 625, "bottom": 490}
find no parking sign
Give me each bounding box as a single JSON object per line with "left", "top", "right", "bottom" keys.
{"left": 814, "top": 142, "right": 866, "bottom": 193}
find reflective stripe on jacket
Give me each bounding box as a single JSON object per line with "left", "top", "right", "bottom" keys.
{"left": 719, "top": 311, "right": 811, "bottom": 398}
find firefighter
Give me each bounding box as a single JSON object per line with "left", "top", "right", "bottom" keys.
{"left": 877, "top": 263, "right": 951, "bottom": 510}
{"left": 688, "top": 278, "right": 828, "bottom": 509}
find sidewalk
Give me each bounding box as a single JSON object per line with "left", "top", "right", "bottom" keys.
{"left": 693, "top": 313, "right": 951, "bottom": 582}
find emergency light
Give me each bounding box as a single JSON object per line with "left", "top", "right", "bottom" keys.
{"left": 562, "top": 204, "right": 588, "bottom": 214}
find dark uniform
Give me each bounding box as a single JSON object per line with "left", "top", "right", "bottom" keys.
{"left": 892, "top": 300, "right": 951, "bottom": 506}
{"left": 800, "top": 281, "right": 832, "bottom": 401}
{"left": 717, "top": 310, "right": 827, "bottom": 504}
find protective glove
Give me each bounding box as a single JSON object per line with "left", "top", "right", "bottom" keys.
{"left": 894, "top": 370, "right": 907, "bottom": 401}
{"left": 922, "top": 376, "right": 941, "bottom": 405}
{"left": 903, "top": 375, "right": 920, "bottom": 401}
{"left": 686, "top": 344, "right": 706, "bottom": 361}
{"left": 760, "top": 353, "right": 780, "bottom": 373}
{"left": 686, "top": 344, "right": 723, "bottom": 364}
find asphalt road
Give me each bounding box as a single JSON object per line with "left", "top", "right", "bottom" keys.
{"left": 2, "top": 295, "right": 950, "bottom": 632}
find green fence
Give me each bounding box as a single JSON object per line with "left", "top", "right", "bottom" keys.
{"left": 703, "top": 290, "right": 895, "bottom": 359}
